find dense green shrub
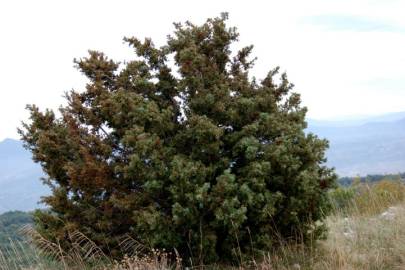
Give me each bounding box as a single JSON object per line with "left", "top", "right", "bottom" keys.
{"left": 329, "top": 187, "right": 356, "bottom": 212}
{"left": 19, "top": 14, "right": 336, "bottom": 264}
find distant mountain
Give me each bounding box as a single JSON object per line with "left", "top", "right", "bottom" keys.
{"left": 0, "top": 139, "right": 48, "bottom": 214}
{"left": 308, "top": 111, "right": 405, "bottom": 127}
{"left": 308, "top": 112, "right": 405, "bottom": 177}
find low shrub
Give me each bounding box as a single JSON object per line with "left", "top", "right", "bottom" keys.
{"left": 330, "top": 179, "right": 405, "bottom": 216}
{"left": 329, "top": 187, "right": 356, "bottom": 213}
{"left": 20, "top": 14, "right": 336, "bottom": 264}
{"left": 353, "top": 180, "right": 405, "bottom": 215}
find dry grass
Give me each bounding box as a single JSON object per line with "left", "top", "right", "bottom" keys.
{"left": 317, "top": 205, "right": 405, "bottom": 269}
{"left": 2, "top": 180, "right": 405, "bottom": 269}
{"left": 0, "top": 229, "right": 177, "bottom": 270}
{"left": 258, "top": 203, "right": 405, "bottom": 270}
{"left": 255, "top": 180, "right": 405, "bottom": 270}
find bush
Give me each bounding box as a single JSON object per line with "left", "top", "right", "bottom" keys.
{"left": 19, "top": 14, "right": 336, "bottom": 264}
{"left": 329, "top": 187, "right": 356, "bottom": 213}
{"left": 331, "top": 179, "right": 405, "bottom": 216}
{"left": 353, "top": 180, "right": 405, "bottom": 215}
{"left": 373, "top": 179, "right": 405, "bottom": 202}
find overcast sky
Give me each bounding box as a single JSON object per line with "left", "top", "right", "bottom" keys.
{"left": 1, "top": 0, "right": 405, "bottom": 140}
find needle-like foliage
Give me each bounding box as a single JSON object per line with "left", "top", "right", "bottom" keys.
{"left": 20, "top": 13, "right": 336, "bottom": 264}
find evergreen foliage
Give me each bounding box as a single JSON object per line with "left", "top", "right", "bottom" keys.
{"left": 19, "top": 14, "right": 336, "bottom": 263}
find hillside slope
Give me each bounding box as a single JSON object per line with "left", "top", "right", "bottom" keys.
{"left": 0, "top": 211, "right": 32, "bottom": 248}
{"left": 308, "top": 116, "right": 405, "bottom": 176}
{"left": 0, "top": 139, "right": 48, "bottom": 213}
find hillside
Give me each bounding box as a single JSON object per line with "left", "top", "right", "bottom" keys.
{"left": 308, "top": 114, "right": 405, "bottom": 176}
{"left": 0, "top": 211, "right": 32, "bottom": 249}
{"left": 0, "top": 139, "right": 48, "bottom": 213}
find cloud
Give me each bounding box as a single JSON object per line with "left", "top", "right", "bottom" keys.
{"left": 356, "top": 77, "right": 405, "bottom": 94}
{"left": 303, "top": 15, "right": 405, "bottom": 32}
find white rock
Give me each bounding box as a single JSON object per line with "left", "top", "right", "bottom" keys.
{"left": 292, "top": 263, "right": 301, "bottom": 269}
{"left": 343, "top": 228, "right": 355, "bottom": 238}
{"left": 380, "top": 211, "right": 395, "bottom": 220}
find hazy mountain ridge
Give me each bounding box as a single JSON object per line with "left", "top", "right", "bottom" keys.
{"left": 308, "top": 111, "right": 405, "bottom": 127}
{"left": 308, "top": 113, "right": 405, "bottom": 176}
{"left": 0, "top": 139, "right": 48, "bottom": 214}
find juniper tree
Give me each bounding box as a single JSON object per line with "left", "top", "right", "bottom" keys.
{"left": 20, "top": 13, "right": 336, "bottom": 263}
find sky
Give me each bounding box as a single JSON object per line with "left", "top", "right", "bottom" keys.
{"left": 1, "top": 0, "right": 405, "bottom": 140}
